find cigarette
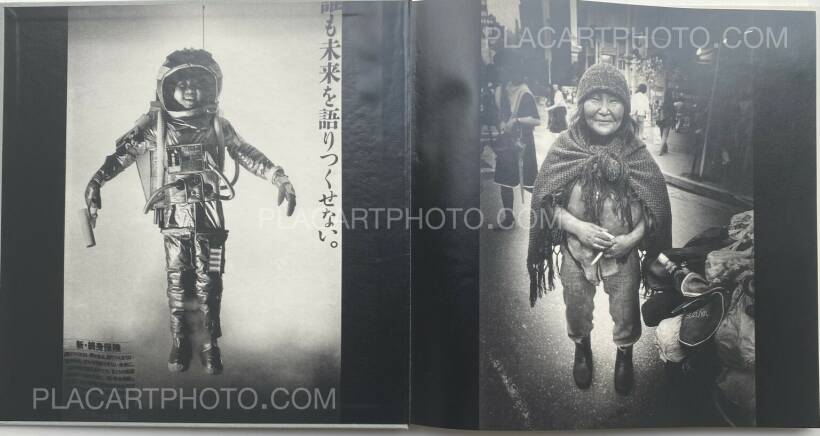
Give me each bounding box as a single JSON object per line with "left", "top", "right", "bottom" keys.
{"left": 591, "top": 231, "right": 614, "bottom": 265}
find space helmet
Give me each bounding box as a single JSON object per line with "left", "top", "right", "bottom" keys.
{"left": 156, "top": 48, "right": 223, "bottom": 119}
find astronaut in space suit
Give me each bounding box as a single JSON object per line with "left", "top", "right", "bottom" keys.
{"left": 84, "top": 49, "right": 296, "bottom": 375}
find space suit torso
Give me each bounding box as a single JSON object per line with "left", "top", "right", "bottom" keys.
{"left": 150, "top": 114, "right": 226, "bottom": 231}
{"left": 94, "top": 110, "right": 282, "bottom": 232}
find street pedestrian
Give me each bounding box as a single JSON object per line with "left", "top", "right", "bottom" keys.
{"left": 656, "top": 87, "right": 676, "bottom": 156}
{"left": 492, "top": 51, "right": 541, "bottom": 228}
{"left": 547, "top": 83, "right": 568, "bottom": 133}
{"left": 631, "top": 83, "right": 650, "bottom": 140}
{"left": 526, "top": 63, "right": 672, "bottom": 394}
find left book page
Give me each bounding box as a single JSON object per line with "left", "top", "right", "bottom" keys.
{"left": 0, "top": 0, "right": 410, "bottom": 427}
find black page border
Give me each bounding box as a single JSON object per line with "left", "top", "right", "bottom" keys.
{"left": 410, "top": 0, "right": 481, "bottom": 429}
{"left": 340, "top": 0, "right": 411, "bottom": 425}
{"left": 0, "top": 6, "right": 67, "bottom": 422}
{"left": 753, "top": 10, "right": 818, "bottom": 428}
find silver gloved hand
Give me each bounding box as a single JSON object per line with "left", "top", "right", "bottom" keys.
{"left": 273, "top": 171, "right": 296, "bottom": 217}
{"left": 84, "top": 179, "right": 102, "bottom": 228}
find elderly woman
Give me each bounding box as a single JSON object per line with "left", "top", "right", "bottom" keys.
{"left": 526, "top": 64, "right": 672, "bottom": 394}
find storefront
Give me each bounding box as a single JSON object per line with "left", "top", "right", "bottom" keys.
{"left": 569, "top": 0, "right": 754, "bottom": 200}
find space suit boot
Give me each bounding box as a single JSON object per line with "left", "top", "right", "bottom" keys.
{"left": 200, "top": 342, "right": 223, "bottom": 375}
{"left": 168, "top": 333, "right": 192, "bottom": 372}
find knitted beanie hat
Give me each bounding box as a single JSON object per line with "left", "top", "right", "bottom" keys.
{"left": 576, "top": 63, "right": 630, "bottom": 113}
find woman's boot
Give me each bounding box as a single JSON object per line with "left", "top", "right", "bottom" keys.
{"left": 614, "top": 345, "right": 634, "bottom": 394}
{"left": 573, "top": 336, "right": 593, "bottom": 389}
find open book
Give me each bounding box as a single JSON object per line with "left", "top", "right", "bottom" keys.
{"left": 0, "top": 0, "right": 816, "bottom": 430}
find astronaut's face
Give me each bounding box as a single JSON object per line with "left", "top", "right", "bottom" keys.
{"left": 172, "top": 78, "right": 205, "bottom": 109}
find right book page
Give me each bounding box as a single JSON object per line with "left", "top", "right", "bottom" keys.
{"left": 474, "top": 0, "right": 817, "bottom": 430}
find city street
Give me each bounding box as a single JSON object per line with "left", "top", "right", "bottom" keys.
{"left": 478, "top": 107, "right": 742, "bottom": 429}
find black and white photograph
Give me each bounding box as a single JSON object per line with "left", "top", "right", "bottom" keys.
{"left": 60, "top": 1, "right": 342, "bottom": 422}
{"left": 477, "top": 0, "right": 795, "bottom": 429}
{"left": 0, "top": 0, "right": 415, "bottom": 427}
{"left": 0, "top": 0, "right": 817, "bottom": 432}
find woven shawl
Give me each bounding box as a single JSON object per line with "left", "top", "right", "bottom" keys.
{"left": 526, "top": 124, "right": 672, "bottom": 305}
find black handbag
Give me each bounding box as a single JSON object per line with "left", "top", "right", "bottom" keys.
{"left": 492, "top": 124, "right": 524, "bottom": 154}
{"left": 492, "top": 84, "right": 527, "bottom": 154}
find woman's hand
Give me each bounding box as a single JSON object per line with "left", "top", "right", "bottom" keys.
{"left": 501, "top": 117, "right": 540, "bottom": 133}
{"left": 603, "top": 234, "right": 636, "bottom": 258}
{"left": 559, "top": 209, "right": 614, "bottom": 251}
{"left": 500, "top": 118, "right": 515, "bottom": 133}
{"left": 573, "top": 221, "right": 615, "bottom": 251}
{"left": 603, "top": 220, "right": 645, "bottom": 259}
